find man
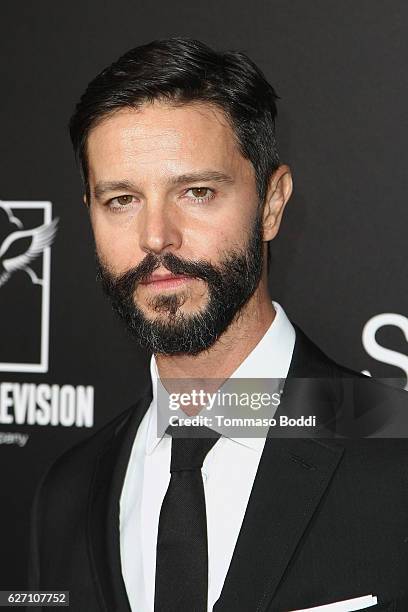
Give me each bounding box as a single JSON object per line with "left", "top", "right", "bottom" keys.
{"left": 28, "top": 38, "right": 408, "bottom": 612}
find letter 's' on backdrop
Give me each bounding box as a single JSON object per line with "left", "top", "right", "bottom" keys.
{"left": 1, "top": 0, "right": 408, "bottom": 588}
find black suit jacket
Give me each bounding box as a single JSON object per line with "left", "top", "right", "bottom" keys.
{"left": 27, "top": 324, "right": 408, "bottom": 611}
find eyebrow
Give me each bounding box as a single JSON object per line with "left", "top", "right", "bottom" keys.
{"left": 94, "top": 180, "right": 138, "bottom": 200}
{"left": 93, "top": 171, "right": 234, "bottom": 200}
{"left": 168, "top": 171, "right": 234, "bottom": 186}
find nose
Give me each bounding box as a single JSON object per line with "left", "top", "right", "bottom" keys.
{"left": 138, "top": 198, "right": 182, "bottom": 256}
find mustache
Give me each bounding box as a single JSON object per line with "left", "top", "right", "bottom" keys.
{"left": 97, "top": 252, "right": 223, "bottom": 298}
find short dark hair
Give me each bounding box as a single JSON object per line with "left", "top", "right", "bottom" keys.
{"left": 69, "top": 37, "right": 280, "bottom": 205}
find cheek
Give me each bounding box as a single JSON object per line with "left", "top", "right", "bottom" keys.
{"left": 187, "top": 221, "right": 248, "bottom": 260}
{"left": 90, "top": 214, "right": 143, "bottom": 271}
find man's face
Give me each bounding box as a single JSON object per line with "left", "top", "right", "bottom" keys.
{"left": 86, "top": 101, "right": 266, "bottom": 354}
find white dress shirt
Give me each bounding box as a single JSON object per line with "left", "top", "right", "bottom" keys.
{"left": 119, "top": 300, "right": 296, "bottom": 611}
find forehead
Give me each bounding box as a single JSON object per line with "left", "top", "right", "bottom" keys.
{"left": 86, "top": 100, "right": 253, "bottom": 182}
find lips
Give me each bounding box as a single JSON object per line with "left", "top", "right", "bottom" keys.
{"left": 140, "top": 273, "right": 190, "bottom": 285}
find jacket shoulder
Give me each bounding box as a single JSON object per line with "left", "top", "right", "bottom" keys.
{"left": 27, "top": 399, "right": 149, "bottom": 588}
{"left": 294, "top": 322, "right": 406, "bottom": 393}
{"left": 44, "top": 403, "right": 135, "bottom": 485}
{"left": 30, "top": 404, "right": 135, "bottom": 540}
{"left": 331, "top": 355, "right": 408, "bottom": 403}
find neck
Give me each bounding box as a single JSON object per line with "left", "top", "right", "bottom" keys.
{"left": 155, "top": 283, "right": 275, "bottom": 380}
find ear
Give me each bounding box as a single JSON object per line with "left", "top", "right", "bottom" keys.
{"left": 83, "top": 193, "right": 90, "bottom": 209}
{"left": 262, "top": 164, "right": 293, "bottom": 241}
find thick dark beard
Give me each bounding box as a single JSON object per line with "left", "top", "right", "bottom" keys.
{"left": 96, "top": 212, "right": 264, "bottom": 355}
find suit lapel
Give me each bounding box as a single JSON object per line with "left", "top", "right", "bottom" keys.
{"left": 214, "top": 325, "right": 345, "bottom": 612}
{"left": 87, "top": 385, "right": 153, "bottom": 612}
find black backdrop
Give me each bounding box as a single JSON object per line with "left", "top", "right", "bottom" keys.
{"left": 1, "top": 0, "right": 408, "bottom": 589}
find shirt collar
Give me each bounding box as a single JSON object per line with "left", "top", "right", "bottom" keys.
{"left": 145, "top": 300, "right": 296, "bottom": 454}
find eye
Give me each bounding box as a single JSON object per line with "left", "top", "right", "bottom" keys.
{"left": 107, "top": 195, "right": 138, "bottom": 211}
{"left": 115, "top": 195, "right": 134, "bottom": 205}
{"left": 185, "top": 187, "right": 214, "bottom": 202}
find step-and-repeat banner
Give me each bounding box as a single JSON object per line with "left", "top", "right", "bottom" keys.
{"left": 2, "top": 0, "right": 408, "bottom": 588}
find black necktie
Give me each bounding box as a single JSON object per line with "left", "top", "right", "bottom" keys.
{"left": 154, "top": 424, "right": 221, "bottom": 612}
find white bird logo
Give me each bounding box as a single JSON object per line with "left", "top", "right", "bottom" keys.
{"left": 0, "top": 209, "right": 58, "bottom": 288}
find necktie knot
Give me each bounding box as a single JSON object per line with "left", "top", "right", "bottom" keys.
{"left": 165, "top": 423, "right": 221, "bottom": 472}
